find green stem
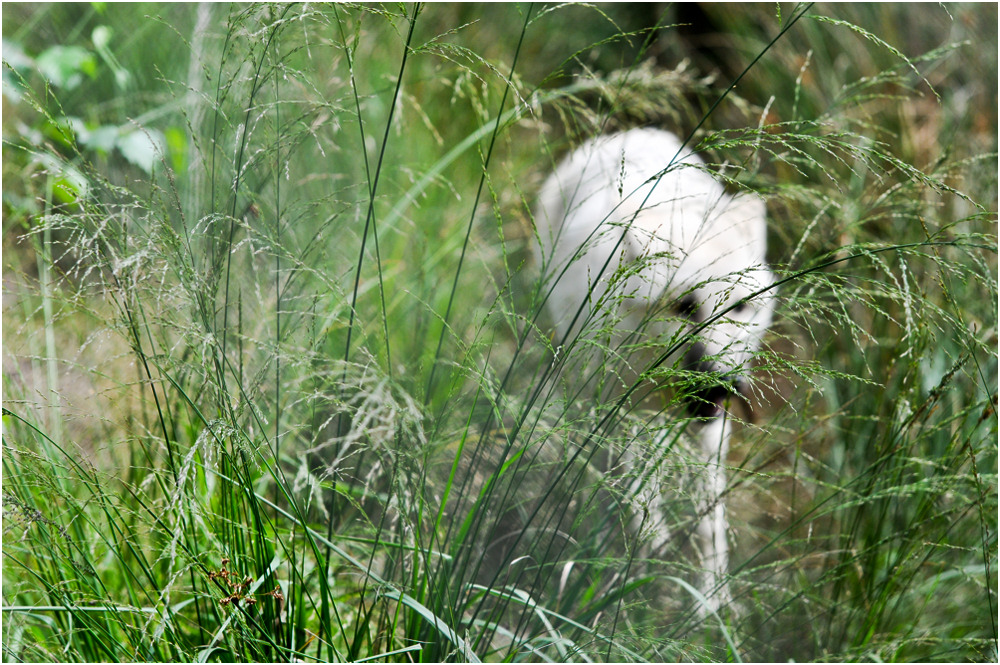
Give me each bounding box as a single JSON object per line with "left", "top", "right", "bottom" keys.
{"left": 39, "top": 172, "right": 63, "bottom": 451}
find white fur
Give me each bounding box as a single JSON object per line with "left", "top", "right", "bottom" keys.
{"left": 534, "top": 127, "right": 776, "bottom": 614}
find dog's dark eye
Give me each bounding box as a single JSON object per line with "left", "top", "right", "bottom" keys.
{"left": 675, "top": 295, "right": 699, "bottom": 319}
{"left": 732, "top": 300, "right": 748, "bottom": 314}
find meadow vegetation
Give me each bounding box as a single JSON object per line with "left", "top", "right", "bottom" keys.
{"left": 2, "top": 3, "right": 997, "bottom": 662}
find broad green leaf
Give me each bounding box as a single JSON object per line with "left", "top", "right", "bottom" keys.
{"left": 116, "top": 128, "right": 165, "bottom": 174}
{"left": 35, "top": 45, "right": 96, "bottom": 90}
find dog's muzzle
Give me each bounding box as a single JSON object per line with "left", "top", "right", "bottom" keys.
{"left": 685, "top": 375, "right": 747, "bottom": 419}
{"left": 682, "top": 344, "right": 749, "bottom": 419}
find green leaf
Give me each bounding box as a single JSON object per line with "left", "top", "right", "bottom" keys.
{"left": 2, "top": 39, "right": 33, "bottom": 70}
{"left": 165, "top": 126, "right": 187, "bottom": 173}
{"left": 85, "top": 125, "right": 120, "bottom": 153}
{"left": 92, "top": 25, "right": 112, "bottom": 50}
{"left": 1, "top": 40, "right": 32, "bottom": 102}
{"left": 60, "top": 116, "right": 117, "bottom": 153}
{"left": 36, "top": 152, "right": 89, "bottom": 203}
{"left": 116, "top": 128, "right": 165, "bottom": 174}
{"left": 91, "top": 25, "right": 131, "bottom": 89}
{"left": 35, "top": 45, "right": 96, "bottom": 90}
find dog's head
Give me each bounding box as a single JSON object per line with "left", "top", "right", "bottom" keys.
{"left": 534, "top": 129, "right": 776, "bottom": 416}
{"left": 616, "top": 191, "right": 776, "bottom": 416}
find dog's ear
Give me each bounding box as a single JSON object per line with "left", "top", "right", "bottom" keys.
{"left": 725, "top": 192, "right": 768, "bottom": 253}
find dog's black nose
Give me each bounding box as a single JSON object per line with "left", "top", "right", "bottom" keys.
{"left": 686, "top": 384, "right": 728, "bottom": 418}
{"left": 684, "top": 375, "right": 745, "bottom": 419}
{"left": 680, "top": 344, "right": 750, "bottom": 418}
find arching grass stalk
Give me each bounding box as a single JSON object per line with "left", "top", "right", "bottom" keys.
{"left": 324, "top": 4, "right": 422, "bottom": 661}
{"left": 220, "top": 4, "right": 295, "bottom": 396}
{"left": 424, "top": 4, "right": 534, "bottom": 402}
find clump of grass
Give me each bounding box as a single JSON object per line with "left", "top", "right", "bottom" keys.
{"left": 3, "top": 3, "right": 996, "bottom": 662}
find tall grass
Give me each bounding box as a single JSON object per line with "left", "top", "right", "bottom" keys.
{"left": 3, "top": 3, "right": 996, "bottom": 662}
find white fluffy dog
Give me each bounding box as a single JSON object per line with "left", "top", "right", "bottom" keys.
{"left": 533, "top": 127, "right": 775, "bottom": 612}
